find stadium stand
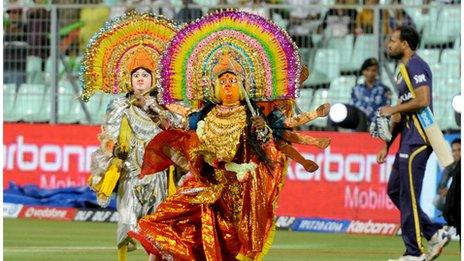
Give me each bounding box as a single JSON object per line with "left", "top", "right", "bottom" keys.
{"left": 2, "top": 1, "right": 460, "bottom": 131}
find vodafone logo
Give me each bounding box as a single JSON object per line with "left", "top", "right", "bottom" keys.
{"left": 19, "top": 206, "right": 76, "bottom": 220}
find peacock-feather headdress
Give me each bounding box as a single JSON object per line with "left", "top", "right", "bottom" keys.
{"left": 158, "top": 9, "right": 301, "bottom": 105}
{"left": 80, "top": 11, "right": 179, "bottom": 101}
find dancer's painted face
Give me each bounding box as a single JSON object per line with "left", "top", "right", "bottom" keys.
{"left": 131, "top": 68, "right": 152, "bottom": 95}
{"left": 218, "top": 72, "right": 240, "bottom": 105}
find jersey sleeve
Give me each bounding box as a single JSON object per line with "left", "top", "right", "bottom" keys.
{"left": 407, "top": 59, "right": 431, "bottom": 89}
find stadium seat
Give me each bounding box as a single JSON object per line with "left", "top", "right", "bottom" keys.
{"left": 26, "top": 56, "right": 44, "bottom": 84}
{"left": 328, "top": 34, "right": 354, "bottom": 72}
{"left": 311, "top": 34, "right": 323, "bottom": 46}
{"left": 193, "top": 0, "right": 218, "bottom": 5}
{"left": 307, "top": 88, "right": 330, "bottom": 128}
{"left": 342, "top": 35, "right": 377, "bottom": 72}
{"left": 433, "top": 77, "right": 459, "bottom": 130}
{"left": 404, "top": 4, "right": 437, "bottom": 33}
{"left": 309, "top": 48, "right": 340, "bottom": 84}
{"left": 60, "top": 100, "right": 84, "bottom": 124}
{"left": 380, "top": 66, "right": 396, "bottom": 92}
{"left": 3, "top": 84, "right": 18, "bottom": 122}
{"left": 435, "top": 95, "right": 457, "bottom": 130}
{"left": 430, "top": 63, "right": 445, "bottom": 94}
{"left": 422, "top": 7, "right": 460, "bottom": 46}
{"left": 57, "top": 80, "right": 81, "bottom": 123}
{"left": 433, "top": 94, "right": 446, "bottom": 129}
{"left": 417, "top": 49, "right": 440, "bottom": 65}
{"left": 441, "top": 78, "right": 460, "bottom": 102}
{"left": 296, "top": 87, "right": 314, "bottom": 113}
{"left": 454, "top": 37, "right": 460, "bottom": 51}
{"left": 272, "top": 13, "right": 289, "bottom": 29}
{"left": 14, "top": 84, "right": 48, "bottom": 122}
{"left": 45, "top": 56, "right": 66, "bottom": 82}
{"left": 80, "top": 93, "right": 121, "bottom": 125}
{"left": 30, "top": 93, "right": 52, "bottom": 122}
{"left": 440, "top": 49, "right": 460, "bottom": 79}
{"left": 80, "top": 93, "right": 104, "bottom": 125}
{"left": 299, "top": 47, "right": 312, "bottom": 67}
{"left": 438, "top": 8, "right": 461, "bottom": 42}
{"left": 328, "top": 75, "right": 357, "bottom": 105}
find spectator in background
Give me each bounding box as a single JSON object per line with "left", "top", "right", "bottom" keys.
{"left": 79, "top": 0, "right": 110, "bottom": 52}
{"left": 319, "top": 0, "right": 357, "bottom": 38}
{"left": 434, "top": 138, "right": 461, "bottom": 211}
{"left": 53, "top": 0, "right": 81, "bottom": 56}
{"left": 442, "top": 141, "right": 461, "bottom": 236}
{"left": 351, "top": 58, "right": 392, "bottom": 126}
{"left": 383, "top": 0, "right": 415, "bottom": 35}
{"left": 327, "top": 58, "right": 391, "bottom": 131}
{"left": 174, "top": 0, "right": 203, "bottom": 24}
{"left": 287, "top": 0, "right": 321, "bottom": 47}
{"left": 26, "top": 0, "right": 51, "bottom": 70}
{"left": 238, "top": 0, "right": 270, "bottom": 18}
{"left": 355, "top": 0, "right": 379, "bottom": 34}
{"left": 4, "top": 8, "right": 27, "bottom": 88}
{"left": 152, "top": 0, "right": 176, "bottom": 20}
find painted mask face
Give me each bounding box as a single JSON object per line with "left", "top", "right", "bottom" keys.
{"left": 131, "top": 68, "right": 152, "bottom": 95}
{"left": 218, "top": 72, "right": 240, "bottom": 105}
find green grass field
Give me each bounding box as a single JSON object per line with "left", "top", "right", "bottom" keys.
{"left": 3, "top": 218, "right": 460, "bottom": 260}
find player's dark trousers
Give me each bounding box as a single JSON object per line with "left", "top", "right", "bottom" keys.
{"left": 387, "top": 144, "right": 442, "bottom": 256}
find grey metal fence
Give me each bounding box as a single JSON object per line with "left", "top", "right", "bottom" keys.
{"left": 3, "top": 2, "right": 461, "bottom": 130}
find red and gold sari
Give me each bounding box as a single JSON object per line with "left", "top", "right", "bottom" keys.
{"left": 129, "top": 105, "right": 286, "bottom": 260}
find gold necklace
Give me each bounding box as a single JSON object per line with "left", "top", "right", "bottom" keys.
{"left": 195, "top": 105, "right": 247, "bottom": 162}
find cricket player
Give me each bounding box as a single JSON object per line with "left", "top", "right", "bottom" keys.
{"left": 376, "top": 26, "right": 450, "bottom": 261}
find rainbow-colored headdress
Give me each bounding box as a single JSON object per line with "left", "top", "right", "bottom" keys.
{"left": 158, "top": 10, "right": 301, "bottom": 105}
{"left": 80, "top": 11, "right": 179, "bottom": 101}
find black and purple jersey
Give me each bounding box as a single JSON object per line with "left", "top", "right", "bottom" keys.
{"left": 395, "top": 53, "right": 433, "bottom": 146}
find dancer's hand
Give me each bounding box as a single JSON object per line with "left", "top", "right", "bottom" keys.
{"left": 316, "top": 103, "right": 330, "bottom": 117}
{"left": 251, "top": 116, "right": 266, "bottom": 131}
{"left": 132, "top": 94, "right": 146, "bottom": 108}
{"left": 113, "top": 144, "right": 128, "bottom": 160}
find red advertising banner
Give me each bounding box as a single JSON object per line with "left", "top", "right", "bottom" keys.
{"left": 275, "top": 131, "right": 400, "bottom": 223}
{"left": 4, "top": 124, "right": 400, "bottom": 223}
{"left": 3, "top": 123, "right": 100, "bottom": 189}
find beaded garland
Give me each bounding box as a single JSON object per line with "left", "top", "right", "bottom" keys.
{"left": 193, "top": 105, "right": 247, "bottom": 163}
{"left": 80, "top": 11, "right": 179, "bottom": 101}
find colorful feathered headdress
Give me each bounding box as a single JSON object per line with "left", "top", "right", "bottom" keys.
{"left": 158, "top": 10, "right": 301, "bottom": 105}
{"left": 80, "top": 11, "right": 179, "bottom": 101}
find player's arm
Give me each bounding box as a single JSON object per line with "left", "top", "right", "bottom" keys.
{"left": 386, "top": 108, "right": 402, "bottom": 150}
{"left": 379, "top": 85, "right": 430, "bottom": 116}
{"left": 389, "top": 85, "right": 430, "bottom": 114}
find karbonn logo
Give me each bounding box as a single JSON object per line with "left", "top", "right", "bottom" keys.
{"left": 347, "top": 220, "right": 398, "bottom": 235}
{"left": 24, "top": 207, "right": 69, "bottom": 219}
{"left": 286, "top": 147, "right": 395, "bottom": 183}
{"left": 3, "top": 136, "right": 98, "bottom": 172}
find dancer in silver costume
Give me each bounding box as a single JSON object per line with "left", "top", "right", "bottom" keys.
{"left": 79, "top": 12, "right": 180, "bottom": 261}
